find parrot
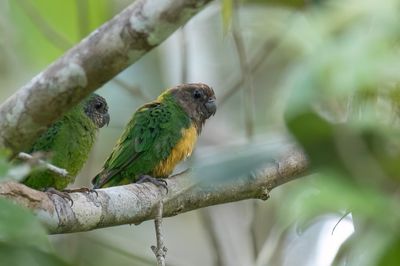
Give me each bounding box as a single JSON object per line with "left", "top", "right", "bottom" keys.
{"left": 92, "top": 83, "right": 216, "bottom": 189}
{"left": 22, "top": 93, "right": 110, "bottom": 199}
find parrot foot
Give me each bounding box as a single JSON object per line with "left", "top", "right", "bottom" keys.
{"left": 45, "top": 187, "right": 73, "bottom": 206}
{"left": 137, "top": 175, "right": 168, "bottom": 193}
{"left": 63, "top": 187, "right": 98, "bottom": 197}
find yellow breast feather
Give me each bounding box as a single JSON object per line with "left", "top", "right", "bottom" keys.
{"left": 152, "top": 125, "right": 197, "bottom": 177}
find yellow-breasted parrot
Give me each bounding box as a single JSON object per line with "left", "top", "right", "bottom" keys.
{"left": 92, "top": 83, "right": 216, "bottom": 189}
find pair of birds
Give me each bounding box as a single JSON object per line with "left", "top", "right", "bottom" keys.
{"left": 21, "top": 83, "right": 216, "bottom": 196}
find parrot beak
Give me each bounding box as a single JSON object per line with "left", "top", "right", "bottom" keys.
{"left": 104, "top": 113, "right": 110, "bottom": 127}
{"left": 205, "top": 97, "right": 217, "bottom": 118}
{"left": 98, "top": 113, "right": 110, "bottom": 128}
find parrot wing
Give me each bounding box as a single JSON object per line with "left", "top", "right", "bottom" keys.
{"left": 29, "top": 120, "right": 63, "bottom": 153}
{"left": 92, "top": 102, "right": 173, "bottom": 187}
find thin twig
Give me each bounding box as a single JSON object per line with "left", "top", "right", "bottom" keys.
{"left": 151, "top": 199, "right": 167, "bottom": 266}
{"left": 17, "top": 152, "right": 69, "bottom": 177}
{"left": 199, "top": 209, "right": 224, "bottom": 266}
{"left": 113, "top": 78, "right": 151, "bottom": 102}
{"left": 219, "top": 11, "right": 299, "bottom": 107}
{"left": 232, "top": 0, "right": 255, "bottom": 139}
{"left": 180, "top": 27, "right": 188, "bottom": 83}
{"left": 83, "top": 236, "right": 155, "bottom": 265}
{"left": 15, "top": 0, "right": 72, "bottom": 50}
{"left": 331, "top": 211, "right": 352, "bottom": 235}
{"left": 218, "top": 39, "right": 279, "bottom": 106}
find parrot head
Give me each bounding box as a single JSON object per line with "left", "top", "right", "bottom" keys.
{"left": 84, "top": 93, "right": 110, "bottom": 128}
{"left": 168, "top": 83, "right": 216, "bottom": 132}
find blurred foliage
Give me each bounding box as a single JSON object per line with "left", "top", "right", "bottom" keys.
{"left": 0, "top": 149, "right": 12, "bottom": 179}
{"left": 0, "top": 149, "right": 32, "bottom": 182}
{"left": 1, "top": 0, "right": 400, "bottom": 265}
{"left": 282, "top": 0, "right": 400, "bottom": 265}
{"left": 0, "top": 149, "right": 69, "bottom": 265}
{"left": 8, "top": 0, "right": 112, "bottom": 68}
{"left": 221, "top": 0, "right": 233, "bottom": 32}
{"left": 0, "top": 197, "right": 69, "bottom": 266}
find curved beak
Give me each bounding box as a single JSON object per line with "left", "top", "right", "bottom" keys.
{"left": 205, "top": 97, "right": 217, "bottom": 118}
{"left": 100, "top": 113, "right": 110, "bottom": 128}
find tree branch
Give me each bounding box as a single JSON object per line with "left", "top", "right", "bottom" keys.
{"left": 0, "top": 148, "right": 308, "bottom": 234}
{"left": 232, "top": 0, "right": 256, "bottom": 139}
{"left": 0, "top": 0, "right": 212, "bottom": 154}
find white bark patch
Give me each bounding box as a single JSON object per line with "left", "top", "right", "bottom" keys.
{"left": 70, "top": 193, "right": 103, "bottom": 231}
{"left": 149, "top": 7, "right": 197, "bottom": 45}
{"left": 6, "top": 97, "right": 25, "bottom": 126}
{"left": 105, "top": 186, "right": 148, "bottom": 220}
{"left": 129, "top": 0, "right": 180, "bottom": 45}
{"left": 100, "top": 27, "right": 125, "bottom": 54}
{"left": 56, "top": 63, "right": 88, "bottom": 88}
{"left": 30, "top": 71, "right": 45, "bottom": 86}
{"left": 36, "top": 209, "right": 59, "bottom": 232}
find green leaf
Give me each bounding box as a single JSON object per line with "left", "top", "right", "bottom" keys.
{"left": 0, "top": 199, "right": 70, "bottom": 266}
{"left": 0, "top": 149, "right": 12, "bottom": 179}
{"left": 221, "top": 0, "right": 233, "bottom": 33}
{"left": 285, "top": 108, "right": 348, "bottom": 175}
{"left": 0, "top": 242, "right": 69, "bottom": 266}
{"left": 378, "top": 236, "right": 400, "bottom": 266}
{"left": 0, "top": 149, "right": 31, "bottom": 182}
{"left": 9, "top": 0, "right": 112, "bottom": 67}
{"left": 0, "top": 198, "right": 51, "bottom": 252}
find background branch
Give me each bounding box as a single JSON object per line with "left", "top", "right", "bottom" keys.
{"left": 112, "top": 78, "right": 150, "bottom": 102}
{"left": 218, "top": 38, "right": 280, "bottom": 106}
{"left": 0, "top": 0, "right": 212, "bottom": 154}
{"left": 0, "top": 147, "right": 308, "bottom": 235}
{"left": 75, "top": 0, "right": 90, "bottom": 39}
{"left": 232, "top": 0, "right": 256, "bottom": 139}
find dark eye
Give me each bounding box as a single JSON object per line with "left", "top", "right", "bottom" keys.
{"left": 95, "top": 102, "right": 103, "bottom": 110}
{"left": 193, "top": 90, "right": 202, "bottom": 99}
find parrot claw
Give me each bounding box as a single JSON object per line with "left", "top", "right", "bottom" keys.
{"left": 136, "top": 175, "right": 168, "bottom": 193}
{"left": 45, "top": 187, "right": 74, "bottom": 206}
{"left": 63, "top": 187, "right": 99, "bottom": 197}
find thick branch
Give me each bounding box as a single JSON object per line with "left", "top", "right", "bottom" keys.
{"left": 0, "top": 0, "right": 212, "bottom": 153}
{"left": 0, "top": 148, "right": 308, "bottom": 234}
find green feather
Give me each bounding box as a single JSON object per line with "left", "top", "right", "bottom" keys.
{"left": 92, "top": 93, "right": 191, "bottom": 188}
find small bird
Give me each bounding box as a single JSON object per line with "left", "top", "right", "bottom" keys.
{"left": 92, "top": 83, "right": 216, "bottom": 189}
{"left": 22, "top": 93, "right": 110, "bottom": 197}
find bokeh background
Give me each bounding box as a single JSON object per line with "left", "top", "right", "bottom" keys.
{"left": 1, "top": 0, "right": 400, "bottom": 265}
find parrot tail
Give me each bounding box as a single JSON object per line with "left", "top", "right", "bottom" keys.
{"left": 91, "top": 171, "right": 105, "bottom": 189}
{"left": 92, "top": 169, "right": 115, "bottom": 189}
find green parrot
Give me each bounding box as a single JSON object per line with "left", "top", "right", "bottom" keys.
{"left": 92, "top": 83, "right": 216, "bottom": 189}
{"left": 22, "top": 93, "right": 110, "bottom": 197}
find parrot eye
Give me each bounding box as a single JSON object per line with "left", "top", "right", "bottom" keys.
{"left": 193, "top": 90, "right": 202, "bottom": 99}
{"left": 95, "top": 102, "right": 103, "bottom": 110}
